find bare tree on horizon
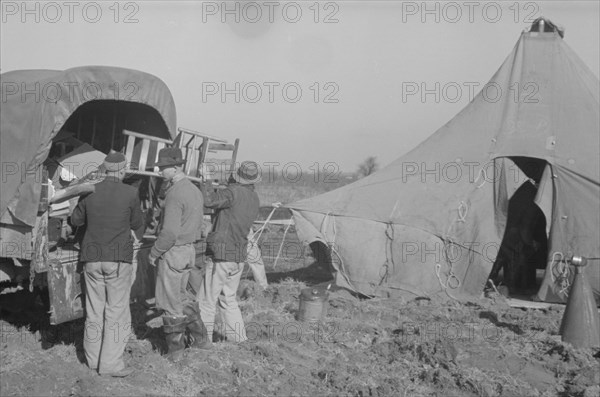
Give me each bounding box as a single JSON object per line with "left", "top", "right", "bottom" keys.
{"left": 357, "top": 156, "right": 378, "bottom": 178}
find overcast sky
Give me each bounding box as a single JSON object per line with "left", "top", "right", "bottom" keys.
{"left": 2, "top": 1, "right": 599, "bottom": 173}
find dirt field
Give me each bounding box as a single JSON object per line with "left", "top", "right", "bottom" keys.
{"left": 1, "top": 230, "right": 599, "bottom": 397}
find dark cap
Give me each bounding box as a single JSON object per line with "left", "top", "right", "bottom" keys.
{"left": 103, "top": 152, "right": 127, "bottom": 172}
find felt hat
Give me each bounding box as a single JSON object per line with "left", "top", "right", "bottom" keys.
{"left": 154, "top": 148, "right": 186, "bottom": 168}
{"left": 233, "top": 161, "right": 261, "bottom": 184}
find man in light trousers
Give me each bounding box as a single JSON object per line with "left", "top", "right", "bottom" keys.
{"left": 71, "top": 152, "right": 143, "bottom": 377}
{"left": 148, "top": 148, "right": 209, "bottom": 362}
{"left": 199, "top": 161, "right": 261, "bottom": 343}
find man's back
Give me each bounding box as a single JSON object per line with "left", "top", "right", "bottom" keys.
{"left": 206, "top": 183, "right": 259, "bottom": 262}
{"left": 72, "top": 176, "right": 142, "bottom": 263}
{"left": 154, "top": 177, "right": 204, "bottom": 253}
{"left": 216, "top": 183, "right": 259, "bottom": 241}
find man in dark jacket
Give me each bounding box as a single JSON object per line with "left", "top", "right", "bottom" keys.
{"left": 71, "top": 152, "right": 143, "bottom": 377}
{"left": 198, "top": 161, "right": 260, "bottom": 343}
{"left": 148, "top": 148, "right": 209, "bottom": 361}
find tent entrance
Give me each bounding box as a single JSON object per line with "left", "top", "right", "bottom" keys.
{"left": 490, "top": 157, "right": 549, "bottom": 296}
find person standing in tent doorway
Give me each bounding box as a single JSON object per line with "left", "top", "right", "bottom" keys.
{"left": 198, "top": 161, "right": 261, "bottom": 343}
{"left": 148, "top": 148, "right": 210, "bottom": 362}
{"left": 490, "top": 179, "right": 543, "bottom": 293}
{"left": 71, "top": 152, "right": 143, "bottom": 377}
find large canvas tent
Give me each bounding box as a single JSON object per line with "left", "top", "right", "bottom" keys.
{"left": 0, "top": 66, "right": 177, "bottom": 259}
{"left": 287, "top": 20, "right": 600, "bottom": 303}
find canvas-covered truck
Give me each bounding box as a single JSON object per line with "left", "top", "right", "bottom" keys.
{"left": 0, "top": 66, "right": 239, "bottom": 324}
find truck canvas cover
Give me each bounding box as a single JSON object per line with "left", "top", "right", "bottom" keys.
{"left": 1, "top": 66, "right": 177, "bottom": 258}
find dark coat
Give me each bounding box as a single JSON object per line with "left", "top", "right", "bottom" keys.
{"left": 204, "top": 183, "right": 259, "bottom": 262}
{"left": 71, "top": 176, "right": 143, "bottom": 263}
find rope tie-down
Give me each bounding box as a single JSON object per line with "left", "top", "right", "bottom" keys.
{"left": 435, "top": 200, "right": 470, "bottom": 300}
{"left": 550, "top": 251, "right": 572, "bottom": 297}
{"left": 378, "top": 223, "right": 396, "bottom": 287}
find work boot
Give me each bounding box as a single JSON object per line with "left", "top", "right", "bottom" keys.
{"left": 162, "top": 316, "right": 187, "bottom": 362}
{"left": 183, "top": 303, "right": 212, "bottom": 350}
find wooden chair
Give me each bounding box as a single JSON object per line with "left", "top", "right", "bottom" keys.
{"left": 122, "top": 128, "right": 240, "bottom": 182}
{"left": 122, "top": 129, "right": 171, "bottom": 176}
{"left": 175, "top": 127, "right": 240, "bottom": 182}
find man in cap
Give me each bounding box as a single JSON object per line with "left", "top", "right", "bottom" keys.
{"left": 198, "top": 161, "right": 261, "bottom": 343}
{"left": 148, "top": 148, "right": 209, "bottom": 361}
{"left": 71, "top": 152, "right": 143, "bottom": 377}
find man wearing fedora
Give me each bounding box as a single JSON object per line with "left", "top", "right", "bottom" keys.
{"left": 148, "top": 147, "right": 209, "bottom": 361}
{"left": 71, "top": 152, "right": 143, "bottom": 377}
{"left": 198, "top": 161, "right": 261, "bottom": 343}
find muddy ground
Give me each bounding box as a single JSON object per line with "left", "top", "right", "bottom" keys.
{"left": 1, "top": 230, "right": 599, "bottom": 397}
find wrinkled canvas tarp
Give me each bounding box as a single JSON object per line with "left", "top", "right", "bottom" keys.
{"left": 288, "top": 30, "right": 600, "bottom": 303}
{"left": 1, "top": 66, "right": 177, "bottom": 228}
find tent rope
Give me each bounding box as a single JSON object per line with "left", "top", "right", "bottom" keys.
{"left": 435, "top": 241, "right": 462, "bottom": 290}
{"left": 379, "top": 223, "right": 395, "bottom": 286}
{"left": 474, "top": 167, "right": 488, "bottom": 189}
{"left": 549, "top": 251, "right": 571, "bottom": 297}
{"left": 273, "top": 220, "right": 292, "bottom": 268}
{"left": 434, "top": 200, "right": 470, "bottom": 300}
{"left": 457, "top": 201, "right": 468, "bottom": 223}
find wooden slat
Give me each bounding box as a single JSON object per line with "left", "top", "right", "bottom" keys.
{"left": 177, "top": 127, "right": 227, "bottom": 143}
{"left": 193, "top": 136, "right": 201, "bottom": 175}
{"left": 125, "top": 170, "right": 161, "bottom": 177}
{"left": 123, "top": 129, "right": 172, "bottom": 145}
{"left": 184, "top": 134, "right": 199, "bottom": 149}
{"left": 197, "top": 137, "right": 210, "bottom": 179}
{"left": 156, "top": 142, "right": 165, "bottom": 152}
{"left": 138, "top": 139, "right": 150, "bottom": 171}
{"left": 204, "top": 158, "right": 235, "bottom": 164}
{"left": 145, "top": 140, "right": 163, "bottom": 173}
{"left": 208, "top": 143, "right": 236, "bottom": 151}
{"left": 183, "top": 149, "right": 193, "bottom": 176}
{"left": 167, "top": 128, "right": 241, "bottom": 182}
{"left": 125, "top": 135, "right": 136, "bottom": 164}
{"left": 230, "top": 139, "right": 240, "bottom": 173}
{"left": 172, "top": 131, "right": 183, "bottom": 148}
{"left": 199, "top": 138, "right": 209, "bottom": 164}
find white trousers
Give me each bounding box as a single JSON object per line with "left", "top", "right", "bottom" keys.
{"left": 246, "top": 232, "right": 268, "bottom": 289}
{"left": 198, "top": 258, "right": 247, "bottom": 342}
{"left": 84, "top": 261, "right": 132, "bottom": 374}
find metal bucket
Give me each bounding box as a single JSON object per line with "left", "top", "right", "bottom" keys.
{"left": 297, "top": 288, "right": 329, "bottom": 322}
